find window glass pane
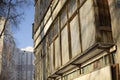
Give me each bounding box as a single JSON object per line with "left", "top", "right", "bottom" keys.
{"left": 55, "top": 37, "right": 61, "bottom": 69}
{"left": 60, "top": 7, "right": 67, "bottom": 28}
{"left": 48, "top": 28, "right": 53, "bottom": 43}
{"left": 49, "top": 43, "right": 54, "bottom": 73}
{"left": 117, "top": 0, "right": 120, "bottom": 7}
{"left": 53, "top": 19, "right": 59, "bottom": 37}
{"left": 68, "top": 0, "right": 77, "bottom": 18}
{"left": 81, "top": 59, "right": 103, "bottom": 74}
{"left": 67, "top": 70, "right": 80, "bottom": 80}
{"left": 70, "top": 15, "right": 81, "bottom": 58}
{"left": 93, "top": 58, "right": 103, "bottom": 70}
{"left": 80, "top": 0, "right": 95, "bottom": 51}
{"left": 40, "top": 30, "right": 44, "bottom": 41}
{"left": 61, "top": 26, "right": 69, "bottom": 65}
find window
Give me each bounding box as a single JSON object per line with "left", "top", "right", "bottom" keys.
{"left": 54, "top": 37, "right": 61, "bottom": 69}
{"left": 48, "top": 28, "right": 53, "bottom": 44}
{"left": 79, "top": 0, "right": 96, "bottom": 51}
{"left": 81, "top": 52, "right": 115, "bottom": 74}
{"left": 53, "top": 18, "right": 59, "bottom": 37}
{"left": 61, "top": 26, "right": 69, "bottom": 65}
{"left": 60, "top": 7, "right": 67, "bottom": 28}
{"left": 70, "top": 15, "right": 81, "bottom": 58}
{"left": 68, "top": 0, "right": 77, "bottom": 18}
{"left": 117, "top": 0, "right": 120, "bottom": 8}
{"left": 49, "top": 43, "right": 54, "bottom": 73}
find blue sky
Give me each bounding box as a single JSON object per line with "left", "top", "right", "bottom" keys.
{"left": 13, "top": 4, "right": 34, "bottom": 49}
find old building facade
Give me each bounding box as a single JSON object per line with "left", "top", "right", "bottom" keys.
{"left": 33, "top": 0, "right": 120, "bottom": 80}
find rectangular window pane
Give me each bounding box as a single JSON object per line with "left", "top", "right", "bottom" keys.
{"left": 53, "top": 19, "right": 59, "bottom": 37}
{"left": 61, "top": 26, "right": 69, "bottom": 65}
{"left": 117, "top": 0, "right": 120, "bottom": 8}
{"left": 80, "top": 0, "right": 96, "bottom": 51}
{"left": 68, "top": 0, "right": 77, "bottom": 18}
{"left": 60, "top": 7, "right": 67, "bottom": 28}
{"left": 70, "top": 15, "right": 81, "bottom": 58}
{"left": 55, "top": 37, "right": 61, "bottom": 69}
{"left": 48, "top": 29, "right": 53, "bottom": 43}
{"left": 49, "top": 43, "right": 54, "bottom": 73}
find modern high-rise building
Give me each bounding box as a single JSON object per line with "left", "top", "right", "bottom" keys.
{"left": 0, "top": 17, "right": 34, "bottom": 80}
{"left": 15, "top": 47, "right": 34, "bottom": 80}
{"left": 33, "top": 0, "right": 120, "bottom": 80}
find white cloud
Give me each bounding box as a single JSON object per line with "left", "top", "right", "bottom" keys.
{"left": 21, "top": 46, "right": 33, "bottom": 52}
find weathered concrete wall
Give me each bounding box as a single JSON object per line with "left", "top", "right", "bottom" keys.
{"left": 34, "top": 0, "right": 52, "bottom": 33}
{"left": 108, "top": 0, "right": 120, "bottom": 71}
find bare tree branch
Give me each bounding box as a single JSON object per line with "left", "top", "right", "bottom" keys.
{"left": 0, "top": 0, "right": 33, "bottom": 38}
{"left": 0, "top": 0, "right": 12, "bottom": 37}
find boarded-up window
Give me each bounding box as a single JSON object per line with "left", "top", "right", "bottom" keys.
{"left": 68, "top": 0, "right": 77, "bottom": 18}
{"left": 95, "top": 0, "right": 113, "bottom": 43}
{"left": 61, "top": 26, "right": 69, "bottom": 65}
{"left": 80, "top": 0, "right": 96, "bottom": 51}
{"left": 60, "top": 7, "right": 67, "bottom": 28}
{"left": 55, "top": 37, "right": 61, "bottom": 69}
{"left": 96, "top": 0, "right": 111, "bottom": 26}
{"left": 70, "top": 15, "right": 81, "bottom": 58}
